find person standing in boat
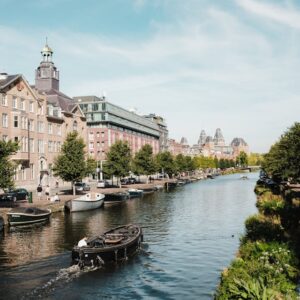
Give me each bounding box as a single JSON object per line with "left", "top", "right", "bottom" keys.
{"left": 78, "top": 237, "right": 88, "bottom": 247}
{"left": 37, "top": 184, "right": 42, "bottom": 200}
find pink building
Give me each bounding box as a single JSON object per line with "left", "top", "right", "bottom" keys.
{"left": 74, "top": 96, "right": 160, "bottom": 161}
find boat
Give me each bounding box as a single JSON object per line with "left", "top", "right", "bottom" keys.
{"left": 165, "top": 181, "right": 178, "bottom": 189}
{"left": 141, "top": 188, "right": 156, "bottom": 195}
{"left": 240, "top": 175, "right": 249, "bottom": 180}
{"left": 65, "top": 193, "right": 105, "bottom": 212}
{"left": 104, "top": 192, "right": 129, "bottom": 204}
{"left": 128, "top": 189, "right": 144, "bottom": 198}
{"left": 7, "top": 207, "right": 51, "bottom": 226}
{"left": 71, "top": 224, "right": 143, "bottom": 267}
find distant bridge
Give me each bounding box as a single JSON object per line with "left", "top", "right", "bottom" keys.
{"left": 240, "top": 166, "right": 261, "bottom": 172}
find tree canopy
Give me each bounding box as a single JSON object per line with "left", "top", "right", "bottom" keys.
{"left": 263, "top": 122, "right": 300, "bottom": 182}
{"left": 132, "top": 144, "right": 156, "bottom": 180}
{"left": 105, "top": 140, "right": 132, "bottom": 185}
{"left": 155, "top": 151, "right": 176, "bottom": 177}
{"left": 236, "top": 151, "right": 248, "bottom": 168}
{"left": 52, "top": 132, "right": 89, "bottom": 192}
{"left": 0, "top": 140, "right": 19, "bottom": 190}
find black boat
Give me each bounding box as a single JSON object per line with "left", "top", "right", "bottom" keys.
{"left": 71, "top": 224, "right": 143, "bottom": 267}
{"left": 103, "top": 192, "right": 129, "bottom": 204}
{"left": 7, "top": 207, "right": 51, "bottom": 226}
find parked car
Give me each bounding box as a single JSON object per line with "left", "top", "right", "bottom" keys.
{"left": 121, "top": 178, "right": 137, "bottom": 185}
{"left": 0, "top": 188, "right": 29, "bottom": 202}
{"left": 97, "top": 180, "right": 109, "bottom": 188}
{"left": 74, "top": 182, "right": 90, "bottom": 192}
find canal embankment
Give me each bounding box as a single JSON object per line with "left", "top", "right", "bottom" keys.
{"left": 215, "top": 181, "right": 300, "bottom": 299}
{"left": 0, "top": 178, "right": 180, "bottom": 225}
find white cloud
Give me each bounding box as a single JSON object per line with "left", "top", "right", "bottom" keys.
{"left": 237, "top": 0, "right": 300, "bottom": 29}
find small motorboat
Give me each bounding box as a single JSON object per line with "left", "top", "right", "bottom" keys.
{"left": 240, "top": 175, "right": 249, "bottom": 180}
{"left": 71, "top": 224, "right": 143, "bottom": 267}
{"left": 104, "top": 192, "right": 129, "bottom": 205}
{"left": 7, "top": 207, "right": 51, "bottom": 226}
{"left": 128, "top": 189, "right": 144, "bottom": 198}
{"left": 65, "top": 193, "right": 105, "bottom": 212}
{"left": 141, "top": 188, "right": 156, "bottom": 195}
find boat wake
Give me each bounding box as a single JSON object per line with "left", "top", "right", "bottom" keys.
{"left": 21, "top": 263, "right": 102, "bottom": 300}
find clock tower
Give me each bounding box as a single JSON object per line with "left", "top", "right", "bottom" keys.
{"left": 35, "top": 42, "right": 60, "bottom": 91}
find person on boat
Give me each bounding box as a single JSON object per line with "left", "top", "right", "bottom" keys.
{"left": 78, "top": 237, "right": 88, "bottom": 247}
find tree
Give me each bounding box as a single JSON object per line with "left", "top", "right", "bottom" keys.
{"left": 132, "top": 144, "right": 156, "bottom": 183}
{"left": 105, "top": 141, "right": 131, "bottom": 187}
{"left": 236, "top": 151, "right": 248, "bottom": 168}
{"left": 155, "top": 151, "right": 176, "bottom": 178}
{"left": 0, "top": 140, "right": 19, "bottom": 190}
{"left": 86, "top": 157, "right": 97, "bottom": 177}
{"left": 263, "top": 122, "right": 300, "bottom": 182}
{"left": 175, "top": 154, "right": 186, "bottom": 175}
{"left": 52, "top": 132, "right": 88, "bottom": 195}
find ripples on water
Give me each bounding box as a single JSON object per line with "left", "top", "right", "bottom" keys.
{"left": 0, "top": 173, "right": 258, "bottom": 299}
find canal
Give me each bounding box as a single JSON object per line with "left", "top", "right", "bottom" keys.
{"left": 0, "top": 173, "right": 258, "bottom": 299}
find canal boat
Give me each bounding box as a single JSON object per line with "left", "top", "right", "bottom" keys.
{"left": 141, "top": 188, "right": 156, "bottom": 195}
{"left": 71, "top": 224, "right": 143, "bottom": 267}
{"left": 104, "top": 192, "right": 130, "bottom": 205}
{"left": 65, "top": 193, "right": 105, "bottom": 212}
{"left": 240, "top": 175, "right": 249, "bottom": 180}
{"left": 7, "top": 207, "right": 51, "bottom": 226}
{"left": 128, "top": 189, "right": 144, "bottom": 198}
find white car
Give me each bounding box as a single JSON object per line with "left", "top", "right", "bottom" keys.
{"left": 97, "top": 180, "right": 106, "bottom": 188}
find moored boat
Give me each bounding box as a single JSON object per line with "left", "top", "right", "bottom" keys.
{"left": 141, "top": 188, "right": 156, "bottom": 195}
{"left": 104, "top": 192, "right": 129, "bottom": 204}
{"left": 128, "top": 189, "right": 144, "bottom": 198}
{"left": 7, "top": 207, "right": 51, "bottom": 226}
{"left": 0, "top": 216, "right": 4, "bottom": 231}
{"left": 65, "top": 193, "right": 105, "bottom": 212}
{"left": 71, "top": 224, "right": 143, "bottom": 267}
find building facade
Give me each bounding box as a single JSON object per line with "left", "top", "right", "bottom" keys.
{"left": 0, "top": 44, "right": 88, "bottom": 190}
{"left": 73, "top": 96, "right": 161, "bottom": 161}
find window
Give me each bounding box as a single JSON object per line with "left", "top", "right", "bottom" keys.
{"left": 29, "top": 138, "right": 34, "bottom": 152}
{"left": 29, "top": 101, "right": 34, "bottom": 113}
{"left": 2, "top": 114, "right": 8, "bottom": 128}
{"left": 38, "top": 140, "right": 44, "bottom": 153}
{"left": 1, "top": 94, "right": 7, "bottom": 106}
{"left": 2, "top": 135, "right": 8, "bottom": 141}
{"left": 89, "top": 142, "right": 94, "bottom": 149}
{"left": 12, "top": 96, "right": 17, "bottom": 109}
{"left": 29, "top": 119, "right": 34, "bottom": 131}
{"left": 20, "top": 98, "right": 25, "bottom": 110}
{"left": 73, "top": 120, "right": 78, "bottom": 131}
{"left": 57, "top": 124, "right": 61, "bottom": 136}
{"left": 30, "top": 163, "right": 34, "bottom": 179}
{"left": 48, "top": 141, "right": 53, "bottom": 152}
{"left": 14, "top": 115, "right": 18, "bottom": 128}
{"left": 37, "top": 121, "right": 44, "bottom": 133}
{"left": 47, "top": 105, "right": 53, "bottom": 116}
{"left": 48, "top": 123, "right": 53, "bottom": 134}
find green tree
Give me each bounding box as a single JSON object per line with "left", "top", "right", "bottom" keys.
{"left": 263, "top": 122, "right": 300, "bottom": 182}
{"left": 132, "top": 144, "right": 156, "bottom": 183}
{"left": 86, "top": 157, "right": 97, "bottom": 177}
{"left": 0, "top": 140, "right": 19, "bottom": 190}
{"left": 175, "top": 154, "right": 186, "bottom": 175}
{"left": 155, "top": 151, "right": 176, "bottom": 178}
{"left": 105, "top": 141, "right": 132, "bottom": 187}
{"left": 236, "top": 151, "right": 248, "bottom": 168}
{"left": 52, "top": 132, "right": 88, "bottom": 194}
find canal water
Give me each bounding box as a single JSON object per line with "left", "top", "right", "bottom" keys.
{"left": 0, "top": 173, "right": 258, "bottom": 300}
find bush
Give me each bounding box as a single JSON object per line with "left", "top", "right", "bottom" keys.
{"left": 256, "top": 195, "right": 285, "bottom": 216}
{"left": 215, "top": 241, "right": 299, "bottom": 299}
{"left": 244, "top": 215, "right": 285, "bottom": 242}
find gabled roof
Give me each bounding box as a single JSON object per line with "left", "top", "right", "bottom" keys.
{"left": 0, "top": 74, "right": 22, "bottom": 90}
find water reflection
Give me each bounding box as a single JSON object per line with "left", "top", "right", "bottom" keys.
{"left": 0, "top": 173, "right": 258, "bottom": 299}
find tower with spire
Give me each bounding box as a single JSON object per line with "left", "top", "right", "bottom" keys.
{"left": 198, "top": 130, "right": 207, "bottom": 145}
{"left": 213, "top": 128, "right": 225, "bottom": 146}
{"left": 35, "top": 40, "right": 60, "bottom": 91}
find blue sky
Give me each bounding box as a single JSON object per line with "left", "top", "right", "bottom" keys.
{"left": 1, "top": 0, "right": 300, "bottom": 153}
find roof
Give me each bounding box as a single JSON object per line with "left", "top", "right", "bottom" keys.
{"left": 35, "top": 87, "right": 77, "bottom": 112}
{"left": 0, "top": 74, "right": 22, "bottom": 90}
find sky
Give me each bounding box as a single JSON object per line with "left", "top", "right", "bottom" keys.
{"left": 1, "top": 0, "right": 300, "bottom": 153}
